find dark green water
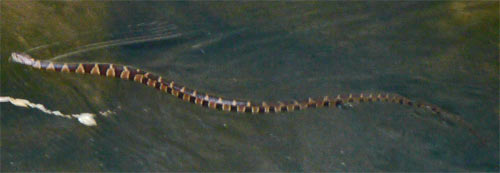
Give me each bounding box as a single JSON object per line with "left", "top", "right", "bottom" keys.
{"left": 1, "top": 1, "right": 498, "bottom": 171}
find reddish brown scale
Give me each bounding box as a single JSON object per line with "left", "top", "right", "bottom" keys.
{"left": 130, "top": 69, "right": 147, "bottom": 85}
{"left": 334, "top": 100, "right": 343, "bottom": 107}
{"left": 166, "top": 87, "right": 173, "bottom": 94}
{"left": 258, "top": 107, "right": 265, "bottom": 113}
{"left": 406, "top": 101, "right": 413, "bottom": 106}
{"left": 113, "top": 65, "right": 125, "bottom": 78}
{"left": 230, "top": 105, "right": 238, "bottom": 112}
{"left": 188, "top": 95, "right": 197, "bottom": 104}
{"left": 67, "top": 64, "right": 78, "bottom": 72}
{"left": 126, "top": 67, "right": 138, "bottom": 80}
{"left": 145, "top": 73, "right": 159, "bottom": 81}
{"left": 201, "top": 100, "right": 209, "bottom": 107}
{"left": 244, "top": 107, "right": 252, "bottom": 113}
{"left": 140, "top": 76, "right": 148, "bottom": 85}
{"left": 270, "top": 106, "right": 278, "bottom": 113}
{"left": 177, "top": 91, "right": 185, "bottom": 99}
{"left": 53, "top": 63, "right": 64, "bottom": 72}
{"left": 214, "top": 104, "right": 222, "bottom": 110}
{"left": 154, "top": 81, "right": 162, "bottom": 90}
{"left": 98, "top": 64, "right": 109, "bottom": 76}
{"left": 81, "top": 64, "right": 93, "bottom": 74}
{"left": 322, "top": 100, "right": 330, "bottom": 107}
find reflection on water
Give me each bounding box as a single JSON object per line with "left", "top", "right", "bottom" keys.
{"left": 49, "top": 29, "right": 182, "bottom": 61}
{"left": 1, "top": 1, "right": 498, "bottom": 171}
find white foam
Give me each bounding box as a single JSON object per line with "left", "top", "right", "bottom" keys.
{"left": 75, "top": 113, "right": 97, "bottom": 126}
{"left": 1, "top": 96, "right": 97, "bottom": 126}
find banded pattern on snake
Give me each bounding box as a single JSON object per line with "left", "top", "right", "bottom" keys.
{"left": 10, "top": 52, "right": 492, "bottom": 146}
{"left": 10, "top": 52, "right": 449, "bottom": 115}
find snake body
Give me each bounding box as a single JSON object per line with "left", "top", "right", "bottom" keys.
{"left": 10, "top": 52, "right": 491, "bottom": 146}
{"left": 10, "top": 52, "right": 449, "bottom": 115}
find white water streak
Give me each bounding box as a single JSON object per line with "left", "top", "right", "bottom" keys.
{"left": 0, "top": 96, "right": 97, "bottom": 126}
{"left": 49, "top": 33, "right": 182, "bottom": 61}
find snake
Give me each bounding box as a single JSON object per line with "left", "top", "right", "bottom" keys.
{"left": 10, "top": 52, "right": 452, "bottom": 115}
{"left": 8, "top": 52, "right": 490, "bottom": 145}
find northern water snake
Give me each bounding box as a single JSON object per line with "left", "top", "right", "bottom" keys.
{"left": 9, "top": 52, "right": 452, "bottom": 115}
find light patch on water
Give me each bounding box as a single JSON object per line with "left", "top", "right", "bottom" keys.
{"left": 0, "top": 96, "right": 97, "bottom": 126}
{"left": 99, "top": 109, "right": 115, "bottom": 117}
{"left": 191, "top": 28, "right": 248, "bottom": 50}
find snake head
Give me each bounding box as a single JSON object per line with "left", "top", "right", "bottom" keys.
{"left": 10, "top": 52, "right": 35, "bottom": 66}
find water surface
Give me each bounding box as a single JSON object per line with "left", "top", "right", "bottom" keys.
{"left": 1, "top": 1, "right": 498, "bottom": 171}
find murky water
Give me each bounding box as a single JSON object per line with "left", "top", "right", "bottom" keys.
{"left": 1, "top": 1, "right": 498, "bottom": 171}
